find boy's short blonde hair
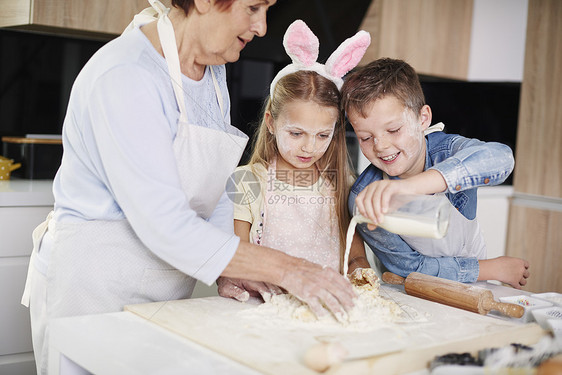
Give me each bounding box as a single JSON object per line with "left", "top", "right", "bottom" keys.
{"left": 341, "top": 58, "right": 425, "bottom": 118}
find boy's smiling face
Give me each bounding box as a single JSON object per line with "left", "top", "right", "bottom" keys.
{"left": 349, "top": 95, "right": 431, "bottom": 179}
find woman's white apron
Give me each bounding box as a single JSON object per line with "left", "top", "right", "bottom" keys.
{"left": 21, "top": 1, "right": 247, "bottom": 372}
{"left": 260, "top": 160, "right": 341, "bottom": 272}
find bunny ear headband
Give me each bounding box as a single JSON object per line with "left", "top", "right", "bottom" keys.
{"left": 269, "top": 20, "right": 371, "bottom": 98}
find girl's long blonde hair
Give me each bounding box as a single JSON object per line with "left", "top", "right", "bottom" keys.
{"left": 249, "top": 70, "right": 354, "bottom": 266}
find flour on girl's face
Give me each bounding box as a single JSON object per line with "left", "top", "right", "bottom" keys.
{"left": 272, "top": 100, "right": 338, "bottom": 171}
{"left": 277, "top": 123, "right": 334, "bottom": 156}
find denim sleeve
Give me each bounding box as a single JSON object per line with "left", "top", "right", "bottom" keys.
{"left": 357, "top": 224, "right": 480, "bottom": 283}
{"left": 430, "top": 137, "right": 514, "bottom": 194}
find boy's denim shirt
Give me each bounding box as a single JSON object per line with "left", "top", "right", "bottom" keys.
{"left": 349, "top": 129, "right": 514, "bottom": 283}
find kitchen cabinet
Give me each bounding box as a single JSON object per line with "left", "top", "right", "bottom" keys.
{"left": 506, "top": 0, "right": 562, "bottom": 293}
{"left": 0, "top": 0, "right": 163, "bottom": 38}
{"left": 0, "top": 180, "right": 53, "bottom": 375}
{"left": 358, "top": 0, "right": 528, "bottom": 81}
{"left": 360, "top": 0, "right": 473, "bottom": 80}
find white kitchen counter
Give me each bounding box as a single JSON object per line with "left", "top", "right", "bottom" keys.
{"left": 48, "top": 282, "right": 535, "bottom": 375}
{"left": 49, "top": 310, "right": 261, "bottom": 375}
{"left": 0, "top": 179, "right": 54, "bottom": 374}
{"left": 0, "top": 179, "right": 54, "bottom": 207}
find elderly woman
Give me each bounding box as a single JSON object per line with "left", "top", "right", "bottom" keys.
{"left": 22, "top": 0, "right": 355, "bottom": 373}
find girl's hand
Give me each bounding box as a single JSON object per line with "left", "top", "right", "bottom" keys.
{"left": 346, "top": 253, "right": 375, "bottom": 286}
{"left": 348, "top": 268, "right": 378, "bottom": 287}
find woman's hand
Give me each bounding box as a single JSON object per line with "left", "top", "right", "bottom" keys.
{"left": 221, "top": 242, "right": 356, "bottom": 321}
{"left": 277, "top": 259, "right": 356, "bottom": 321}
{"left": 216, "top": 277, "right": 282, "bottom": 302}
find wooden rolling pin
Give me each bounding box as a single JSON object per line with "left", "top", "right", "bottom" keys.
{"left": 382, "top": 272, "right": 524, "bottom": 318}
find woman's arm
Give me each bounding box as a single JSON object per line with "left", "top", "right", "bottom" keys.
{"left": 207, "top": 192, "right": 236, "bottom": 234}
{"left": 217, "top": 219, "right": 286, "bottom": 302}
{"left": 221, "top": 241, "right": 356, "bottom": 318}
{"left": 223, "top": 219, "right": 356, "bottom": 319}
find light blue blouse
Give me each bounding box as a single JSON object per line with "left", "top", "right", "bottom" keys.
{"left": 40, "top": 27, "right": 240, "bottom": 285}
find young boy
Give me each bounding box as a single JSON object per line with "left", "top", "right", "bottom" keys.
{"left": 341, "top": 58, "right": 530, "bottom": 289}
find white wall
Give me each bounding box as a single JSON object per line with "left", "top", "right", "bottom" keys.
{"left": 467, "top": 0, "right": 528, "bottom": 81}
{"left": 477, "top": 185, "right": 513, "bottom": 259}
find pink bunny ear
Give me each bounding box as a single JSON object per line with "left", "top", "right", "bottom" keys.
{"left": 283, "top": 20, "right": 319, "bottom": 67}
{"left": 325, "top": 30, "right": 371, "bottom": 79}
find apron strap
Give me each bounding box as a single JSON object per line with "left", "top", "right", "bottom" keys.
{"left": 123, "top": 0, "right": 189, "bottom": 123}
{"left": 123, "top": 2, "right": 160, "bottom": 33}
{"left": 21, "top": 211, "right": 53, "bottom": 307}
{"left": 424, "top": 122, "right": 445, "bottom": 135}
{"left": 124, "top": 1, "right": 227, "bottom": 127}
{"left": 210, "top": 67, "right": 225, "bottom": 120}
{"left": 151, "top": 0, "right": 189, "bottom": 124}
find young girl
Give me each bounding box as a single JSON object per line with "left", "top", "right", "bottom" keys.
{"left": 222, "top": 21, "right": 375, "bottom": 300}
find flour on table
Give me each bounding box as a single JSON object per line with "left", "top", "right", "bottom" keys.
{"left": 247, "top": 280, "right": 404, "bottom": 330}
{"left": 239, "top": 215, "right": 415, "bottom": 330}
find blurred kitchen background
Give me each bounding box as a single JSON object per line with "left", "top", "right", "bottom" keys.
{"left": 0, "top": 0, "right": 522, "bottom": 173}
{"left": 1, "top": 0, "right": 560, "bottom": 373}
